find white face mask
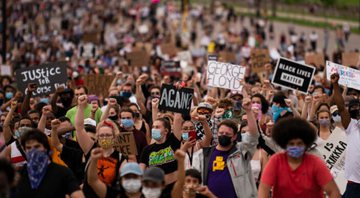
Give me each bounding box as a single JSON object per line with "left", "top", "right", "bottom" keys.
{"left": 122, "top": 179, "right": 142, "bottom": 193}
{"left": 332, "top": 115, "right": 342, "bottom": 123}
{"left": 142, "top": 187, "right": 162, "bottom": 198}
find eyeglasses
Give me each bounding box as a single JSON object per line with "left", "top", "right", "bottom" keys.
{"left": 151, "top": 92, "right": 160, "bottom": 95}
{"left": 182, "top": 127, "right": 195, "bottom": 130}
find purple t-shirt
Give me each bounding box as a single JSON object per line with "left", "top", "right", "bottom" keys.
{"left": 207, "top": 148, "right": 237, "bottom": 198}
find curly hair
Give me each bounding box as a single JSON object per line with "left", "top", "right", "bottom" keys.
{"left": 251, "top": 93, "right": 269, "bottom": 114}
{"left": 272, "top": 117, "right": 316, "bottom": 149}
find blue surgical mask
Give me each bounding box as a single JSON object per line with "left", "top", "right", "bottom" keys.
{"left": 120, "top": 91, "right": 132, "bottom": 98}
{"left": 286, "top": 146, "right": 305, "bottom": 158}
{"left": 40, "top": 98, "right": 49, "bottom": 104}
{"left": 151, "top": 128, "right": 162, "bottom": 141}
{"left": 5, "top": 92, "right": 13, "bottom": 99}
{"left": 332, "top": 115, "right": 341, "bottom": 123}
{"left": 182, "top": 132, "right": 189, "bottom": 141}
{"left": 121, "top": 119, "right": 134, "bottom": 128}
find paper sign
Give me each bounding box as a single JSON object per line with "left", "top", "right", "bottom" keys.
{"left": 15, "top": 62, "right": 68, "bottom": 96}
{"left": 158, "top": 84, "right": 194, "bottom": 115}
{"left": 326, "top": 61, "right": 360, "bottom": 91}
{"left": 161, "top": 43, "right": 178, "bottom": 57}
{"left": 114, "top": 132, "right": 138, "bottom": 155}
{"left": 305, "top": 53, "right": 324, "bottom": 68}
{"left": 1, "top": 65, "right": 12, "bottom": 76}
{"left": 84, "top": 75, "right": 115, "bottom": 96}
{"left": 250, "top": 49, "right": 270, "bottom": 73}
{"left": 317, "top": 127, "right": 347, "bottom": 194}
{"left": 342, "top": 52, "right": 360, "bottom": 67}
{"left": 160, "top": 61, "right": 181, "bottom": 78}
{"left": 272, "top": 58, "right": 316, "bottom": 94}
{"left": 207, "top": 59, "right": 245, "bottom": 91}
{"left": 126, "top": 50, "right": 150, "bottom": 67}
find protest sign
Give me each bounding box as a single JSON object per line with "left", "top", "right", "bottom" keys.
{"left": 84, "top": 75, "right": 115, "bottom": 96}
{"left": 326, "top": 61, "right": 360, "bottom": 91}
{"left": 272, "top": 58, "right": 315, "bottom": 94}
{"left": 342, "top": 52, "right": 360, "bottom": 67}
{"left": 317, "top": 127, "right": 347, "bottom": 194}
{"left": 219, "top": 51, "right": 236, "bottom": 63}
{"left": 207, "top": 59, "right": 245, "bottom": 91}
{"left": 305, "top": 53, "right": 324, "bottom": 68}
{"left": 160, "top": 61, "right": 182, "bottom": 78}
{"left": 114, "top": 132, "right": 137, "bottom": 155}
{"left": 158, "top": 84, "right": 194, "bottom": 115}
{"left": 126, "top": 50, "right": 150, "bottom": 67}
{"left": 15, "top": 62, "right": 68, "bottom": 96}
{"left": 250, "top": 48, "right": 270, "bottom": 73}
{"left": 1, "top": 65, "right": 12, "bottom": 76}
{"left": 160, "top": 43, "right": 178, "bottom": 57}
{"left": 83, "top": 32, "right": 100, "bottom": 44}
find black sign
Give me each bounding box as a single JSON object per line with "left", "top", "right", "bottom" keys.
{"left": 160, "top": 61, "right": 181, "bottom": 78}
{"left": 208, "top": 55, "right": 218, "bottom": 61}
{"left": 158, "top": 84, "right": 194, "bottom": 115}
{"left": 272, "top": 58, "right": 316, "bottom": 94}
{"left": 16, "top": 62, "right": 68, "bottom": 96}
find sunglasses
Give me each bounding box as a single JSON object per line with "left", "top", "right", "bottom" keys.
{"left": 332, "top": 111, "right": 340, "bottom": 117}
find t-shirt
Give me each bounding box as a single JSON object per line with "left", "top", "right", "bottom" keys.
{"left": 140, "top": 133, "right": 181, "bottom": 174}
{"left": 60, "top": 145, "right": 85, "bottom": 184}
{"left": 207, "top": 148, "right": 237, "bottom": 198}
{"left": 261, "top": 152, "right": 333, "bottom": 197}
{"left": 65, "top": 104, "right": 102, "bottom": 126}
{"left": 345, "top": 119, "right": 360, "bottom": 183}
{"left": 106, "top": 187, "right": 145, "bottom": 198}
{"left": 14, "top": 163, "right": 80, "bottom": 198}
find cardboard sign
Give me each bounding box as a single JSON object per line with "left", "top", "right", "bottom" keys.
{"left": 15, "top": 62, "right": 68, "bottom": 96}
{"left": 160, "top": 43, "right": 178, "bottom": 57}
{"left": 126, "top": 50, "right": 150, "bottom": 67}
{"left": 326, "top": 61, "right": 360, "bottom": 91}
{"left": 317, "top": 127, "right": 347, "bottom": 194}
{"left": 250, "top": 49, "right": 270, "bottom": 73}
{"left": 83, "top": 32, "right": 100, "bottom": 44}
{"left": 160, "top": 61, "right": 181, "bottom": 78}
{"left": 342, "top": 52, "right": 360, "bottom": 67}
{"left": 114, "top": 132, "right": 138, "bottom": 155}
{"left": 84, "top": 75, "right": 115, "bottom": 96}
{"left": 219, "top": 51, "right": 236, "bottom": 63}
{"left": 305, "top": 53, "right": 324, "bottom": 68}
{"left": 272, "top": 58, "right": 315, "bottom": 94}
{"left": 207, "top": 59, "right": 246, "bottom": 91}
{"left": 158, "top": 84, "right": 194, "bottom": 115}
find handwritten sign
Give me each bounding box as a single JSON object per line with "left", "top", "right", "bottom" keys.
{"left": 114, "top": 132, "right": 137, "bottom": 155}
{"left": 250, "top": 49, "right": 270, "bottom": 73}
{"left": 342, "top": 52, "right": 360, "bottom": 67}
{"left": 207, "top": 58, "right": 245, "bottom": 91}
{"left": 272, "top": 58, "right": 315, "bottom": 94}
{"left": 15, "top": 62, "right": 68, "bottom": 96}
{"left": 126, "top": 50, "right": 150, "bottom": 67}
{"left": 159, "top": 84, "right": 194, "bottom": 115}
{"left": 305, "top": 53, "right": 324, "bottom": 68}
{"left": 326, "top": 61, "right": 360, "bottom": 91}
{"left": 84, "top": 75, "right": 115, "bottom": 96}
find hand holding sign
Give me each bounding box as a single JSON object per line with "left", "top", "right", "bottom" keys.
{"left": 27, "top": 83, "right": 37, "bottom": 93}
{"left": 78, "top": 95, "right": 88, "bottom": 109}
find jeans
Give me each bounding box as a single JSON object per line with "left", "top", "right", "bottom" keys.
{"left": 343, "top": 182, "right": 360, "bottom": 198}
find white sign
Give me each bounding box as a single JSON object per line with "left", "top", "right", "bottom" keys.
{"left": 207, "top": 60, "right": 246, "bottom": 91}
{"left": 326, "top": 61, "right": 360, "bottom": 91}
{"left": 317, "top": 127, "right": 347, "bottom": 194}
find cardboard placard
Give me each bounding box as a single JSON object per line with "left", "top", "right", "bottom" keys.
{"left": 83, "top": 32, "right": 100, "bottom": 44}
{"left": 305, "top": 53, "right": 325, "bottom": 68}
{"left": 326, "top": 61, "right": 360, "bottom": 91}
{"left": 15, "top": 62, "right": 68, "bottom": 96}
{"left": 114, "top": 132, "right": 138, "bottom": 155}
{"left": 219, "top": 51, "right": 236, "bottom": 63}
{"left": 342, "top": 52, "right": 360, "bottom": 67}
{"left": 126, "top": 50, "right": 150, "bottom": 67}
{"left": 160, "top": 43, "right": 178, "bottom": 57}
{"left": 250, "top": 48, "right": 270, "bottom": 73}
{"left": 272, "top": 58, "right": 315, "bottom": 94}
{"left": 158, "top": 84, "right": 194, "bottom": 115}
{"left": 207, "top": 58, "right": 245, "bottom": 91}
{"left": 84, "top": 75, "right": 115, "bottom": 97}
{"left": 160, "top": 61, "right": 181, "bottom": 78}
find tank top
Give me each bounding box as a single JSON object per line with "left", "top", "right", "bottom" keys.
{"left": 250, "top": 150, "right": 262, "bottom": 182}
{"left": 10, "top": 141, "right": 27, "bottom": 167}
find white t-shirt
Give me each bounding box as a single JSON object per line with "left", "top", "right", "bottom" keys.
{"left": 345, "top": 119, "right": 360, "bottom": 183}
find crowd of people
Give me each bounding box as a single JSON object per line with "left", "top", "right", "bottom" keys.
{"left": 0, "top": 0, "right": 359, "bottom": 198}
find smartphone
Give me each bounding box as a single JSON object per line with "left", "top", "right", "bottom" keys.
{"left": 188, "top": 130, "right": 196, "bottom": 140}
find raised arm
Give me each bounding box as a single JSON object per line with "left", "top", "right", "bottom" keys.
{"left": 193, "top": 115, "right": 212, "bottom": 148}
{"left": 38, "top": 105, "right": 52, "bottom": 133}
{"left": 3, "top": 101, "right": 17, "bottom": 143}
{"left": 285, "top": 99, "right": 300, "bottom": 118}
{"left": 109, "top": 72, "right": 123, "bottom": 89}
{"left": 21, "top": 84, "right": 36, "bottom": 116}
{"left": 100, "top": 98, "right": 116, "bottom": 122}
{"left": 75, "top": 95, "right": 94, "bottom": 155}
{"left": 331, "top": 73, "right": 351, "bottom": 129}
{"left": 135, "top": 74, "right": 148, "bottom": 116}
{"left": 87, "top": 148, "right": 107, "bottom": 198}
{"left": 173, "top": 113, "right": 183, "bottom": 140}
{"left": 243, "top": 98, "right": 258, "bottom": 136}
{"left": 301, "top": 95, "right": 312, "bottom": 120}
{"left": 171, "top": 150, "right": 186, "bottom": 198}
{"left": 1, "top": 91, "right": 22, "bottom": 112}
{"left": 51, "top": 119, "right": 63, "bottom": 152}
{"left": 50, "top": 87, "right": 64, "bottom": 115}
{"left": 151, "top": 98, "right": 159, "bottom": 124}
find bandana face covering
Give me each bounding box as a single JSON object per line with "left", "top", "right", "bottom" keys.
{"left": 98, "top": 137, "right": 115, "bottom": 149}
{"left": 26, "top": 149, "right": 49, "bottom": 189}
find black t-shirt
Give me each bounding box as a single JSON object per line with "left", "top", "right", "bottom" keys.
{"left": 14, "top": 163, "right": 80, "bottom": 198}
{"left": 60, "top": 145, "right": 85, "bottom": 184}
{"left": 106, "top": 187, "right": 145, "bottom": 198}
{"left": 140, "top": 133, "right": 181, "bottom": 174}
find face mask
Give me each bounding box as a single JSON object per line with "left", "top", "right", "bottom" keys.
{"left": 142, "top": 187, "right": 162, "bottom": 198}
{"left": 218, "top": 135, "right": 233, "bottom": 147}
{"left": 182, "top": 132, "right": 189, "bottom": 141}
{"left": 40, "top": 98, "right": 49, "bottom": 104}
{"left": 109, "top": 115, "right": 118, "bottom": 121}
{"left": 151, "top": 129, "right": 162, "bottom": 141}
{"left": 286, "top": 146, "right": 305, "bottom": 158}
{"left": 26, "top": 149, "right": 49, "bottom": 189}
{"left": 120, "top": 91, "right": 132, "bottom": 98}
{"left": 98, "top": 137, "right": 114, "bottom": 149}
{"left": 5, "top": 92, "right": 13, "bottom": 99}
{"left": 234, "top": 100, "right": 242, "bottom": 111}
{"left": 349, "top": 109, "right": 359, "bottom": 119}
{"left": 122, "top": 179, "right": 142, "bottom": 193}
{"left": 332, "top": 115, "right": 341, "bottom": 123}
{"left": 319, "top": 118, "right": 330, "bottom": 126}
{"left": 251, "top": 103, "right": 263, "bottom": 120}
{"left": 121, "top": 119, "right": 134, "bottom": 128}
{"left": 222, "top": 110, "right": 233, "bottom": 119}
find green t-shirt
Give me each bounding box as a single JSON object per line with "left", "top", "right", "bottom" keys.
{"left": 66, "top": 104, "right": 102, "bottom": 126}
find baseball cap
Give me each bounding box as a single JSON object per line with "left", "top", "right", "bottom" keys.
{"left": 198, "top": 102, "right": 213, "bottom": 110}
{"left": 330, "top": 105, "right": 338, "bottom": 114}
{"left": 84, "top": 118, "right": 96, "bottom": 127}
{"left": 143, "top": 167, "right": 165, "bottom": 183}
{"left": 120, "top": 162, "right": 143, "bottom": 177}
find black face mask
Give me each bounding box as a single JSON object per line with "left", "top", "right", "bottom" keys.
{"left": 108, "top": 115, "right": 118, "bottom": 121}
{"left": 349, "top": 109, "right": 359, "bottom": 119}
{"left": 218, "top": 135, "right": 233, "bottom": 147}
